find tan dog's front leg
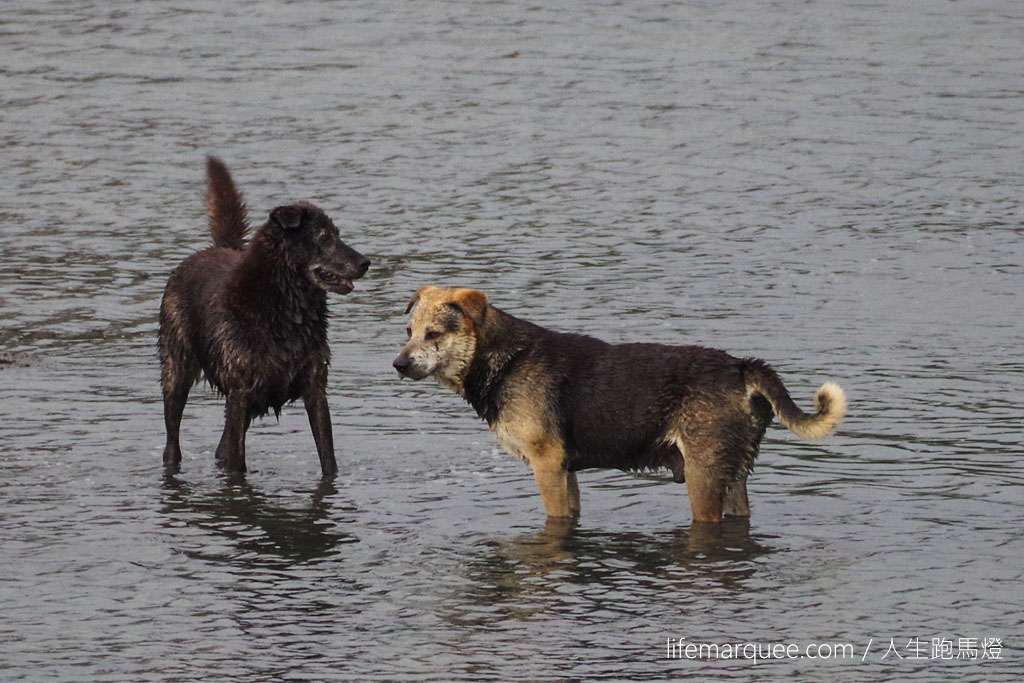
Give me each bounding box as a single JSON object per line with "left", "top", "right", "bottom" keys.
{"left": 531, "top": 463, "right": 581, "bottom": 518}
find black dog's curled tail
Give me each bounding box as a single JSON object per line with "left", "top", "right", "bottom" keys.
{"left": 206, "top": 156, "right": 249, "bottom": 250}
{"left": 742, "top": 359, "right": 847, "bottom": 439}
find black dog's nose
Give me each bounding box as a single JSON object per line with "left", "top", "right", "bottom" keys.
{"left": 357, "top": 258, "right": 371, "bottom": 276}
{"left": 392, "top": 356, "right": 409, "bottom": 374}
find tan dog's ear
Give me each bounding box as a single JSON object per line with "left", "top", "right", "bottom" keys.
{"left": 405, "top": 286, "right": 434, "bottom": 314}
{"left": 451, "top": 288, "right": 489, "bottom": 328}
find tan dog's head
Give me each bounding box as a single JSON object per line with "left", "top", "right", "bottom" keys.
{"left": 393, "top": 286, "right": 489, "bottom": 392}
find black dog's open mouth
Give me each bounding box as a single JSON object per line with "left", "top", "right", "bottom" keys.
{"left": 313, "top": 268, "right": 355, "bottom": 294}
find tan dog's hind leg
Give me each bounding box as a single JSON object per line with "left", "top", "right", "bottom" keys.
{"left": 567, "top": 471, "right": 580, "bottom": 515}
{"left": 722, "top": 476, "right": 751, "bottom": 518}
{"left": 531, "top": 460, "right": 580, "bottom": 518}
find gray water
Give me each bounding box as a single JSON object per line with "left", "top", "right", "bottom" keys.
{"left": 2, "top": 1, "right": 1022, "bottom": 681}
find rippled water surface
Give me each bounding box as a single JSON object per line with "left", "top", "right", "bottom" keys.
{"left": 2, "top": 1, "right": 1022, "bottom": 680}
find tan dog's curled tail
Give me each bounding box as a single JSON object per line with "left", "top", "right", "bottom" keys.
{"left": 743, "top": 359, "right": 846, "bottom": 439}
{"left": 206, "top": 156, "right": 249, "bottom": 250}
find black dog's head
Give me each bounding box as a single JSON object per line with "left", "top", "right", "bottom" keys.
{"left": 268, "top": 202, "right": 370, "bottom": 294}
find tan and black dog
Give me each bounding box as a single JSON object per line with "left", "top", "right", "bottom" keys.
{"left": 393, "top": 286, "right": 846, "bottom": 523}
{"left": 159, "top": 157, "right": 370, "bottom": 476}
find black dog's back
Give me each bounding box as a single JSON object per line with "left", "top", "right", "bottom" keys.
{"left": 161, "top": 247, "right": 243, "bottom": 386}
{"left": 158, "top": 158, "right": 369, "bottom": 476}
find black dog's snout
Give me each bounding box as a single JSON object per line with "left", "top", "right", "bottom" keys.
{"left": 392, "top": 356, "right": 410, "bottom": 374}
{"left": 357, "top": 258, "right": 371, "bottom": 276}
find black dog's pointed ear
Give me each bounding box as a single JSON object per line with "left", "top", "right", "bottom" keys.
{"left": 269, "top": 205, "right": 305, "bottom": 231}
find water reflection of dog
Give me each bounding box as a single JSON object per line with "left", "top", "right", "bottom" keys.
{"left": 457, "top": 519, "right": 774, "bottom": 619}
{"left": 159, "top": 474, "right": 358, "bottom": 567}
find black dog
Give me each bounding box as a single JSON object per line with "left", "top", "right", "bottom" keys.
{"left": 159, "top": 157, "right": 369, "bottom": 476}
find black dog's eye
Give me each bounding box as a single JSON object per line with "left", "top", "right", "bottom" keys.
{"left": 425, "top": 330, "right": 442, "bottom": 341}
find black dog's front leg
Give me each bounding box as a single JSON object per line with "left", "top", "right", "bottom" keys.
{"left": 215, "top": 393, "right": 250, "bottom": 473}
{"left": 304, "top": 387, "right": 337, "bottom": 477}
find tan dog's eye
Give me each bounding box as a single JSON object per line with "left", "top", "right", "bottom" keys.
{"left": 425, "top": 330, "right": 442, "bottom": 341}
{"left": 405, "top": 326, "right": 412, "bottom": 339}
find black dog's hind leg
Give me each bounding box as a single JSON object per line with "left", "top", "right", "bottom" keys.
{"left": 304, "top": 386, "right": 337, "bottom": 477}
{"left": 215, "top": 393, "right": 251, "bottom": 473}
{"left": 161, "top": 356, "right": 196, "bottom": 469}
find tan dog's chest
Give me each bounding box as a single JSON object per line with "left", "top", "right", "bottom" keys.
{"left": 492, "top": 418, "right": 533, "bottom": 463}
{"left": 488, "top": 389, "right": 564, "bottom": 468}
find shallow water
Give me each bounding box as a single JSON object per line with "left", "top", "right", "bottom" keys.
{"left": 1, "top": 1, "right": 1022, "bottom": 680}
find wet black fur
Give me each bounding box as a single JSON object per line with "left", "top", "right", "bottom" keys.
{"left": 158, "top": 157, "right": 370, "bottom": 476}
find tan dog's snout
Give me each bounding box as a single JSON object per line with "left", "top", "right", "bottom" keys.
{"left": 392, "top": 348, "right": 419, "bottom": 378}
{"left": 392, "top": 334, "right": 437, "bottom": 380}
{"left": 392, "top": 352, "right": 411, "bottom": 376}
